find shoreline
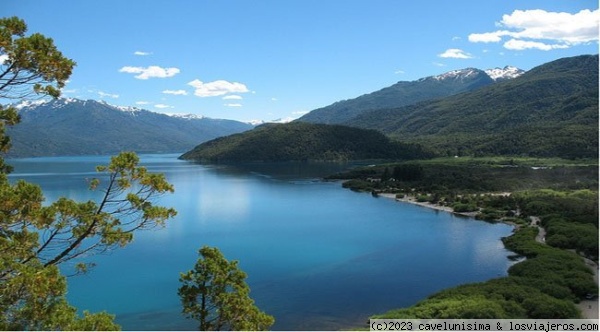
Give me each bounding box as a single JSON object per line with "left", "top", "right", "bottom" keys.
{"left": 378, "top": 192, "right": 599, "bottom": 320}
{"left": 378, "top": 193, "right": 480, "bottom": 220}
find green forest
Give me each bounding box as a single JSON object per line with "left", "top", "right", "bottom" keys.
{"left": 180, "top": 122, "right": 432, "bottom": 162}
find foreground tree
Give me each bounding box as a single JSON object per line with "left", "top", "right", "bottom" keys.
{"left": 1, "top": 16, "right": 176, "bottom": 329}
{"left": 179, "top": 246, "right": 274, "bottom": 331}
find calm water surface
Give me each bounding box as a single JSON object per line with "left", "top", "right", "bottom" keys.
{"left": 7, "top": 154, "right": 515, "bottom": 330}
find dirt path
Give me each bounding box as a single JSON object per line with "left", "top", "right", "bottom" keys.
{"left": 577, "top": 257, "right": 599, "bottom": 319}
{"left": 530, "top": 217, "right": 598, "bottom": 318}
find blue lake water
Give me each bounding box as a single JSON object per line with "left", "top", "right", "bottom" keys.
{"left": 7, "top": 154, "right": 515, "bottom": 330}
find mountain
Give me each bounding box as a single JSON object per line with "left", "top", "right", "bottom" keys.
{"left": 298, "top": 66, "right": 524, "bottom": 125}
{"left": 5, "top": 98, "right": 253, "bottom": 157}
{"left": 485, "top": 66, "right": 525, "bottom": 82}
{"left": 345, "top": 54, "right": 598, "bottom": 159}
{"left": 180, "top": 122, "right": 431, "bottom": 163}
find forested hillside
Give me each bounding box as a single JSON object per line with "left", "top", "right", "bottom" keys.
{"left": 299, "top": 68, "right": 498, "bottom": 124}
{"left": 180, "top": 122, "right": 431, "bottom": 162}
{"left": 345, "top": 54, "right": 598, "bottom": 159}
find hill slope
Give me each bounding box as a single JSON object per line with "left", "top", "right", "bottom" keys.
{"left": 345, "top": 54, "right": 598, "bottom": 158}
{"left": 298, "top": 67, "right": 524, "bottom": 125}
{"left": 6, "top": 98, "right": 253, "bottom": 157}
{"left": 180, "top": 122, "right": 430, "bottom": 162}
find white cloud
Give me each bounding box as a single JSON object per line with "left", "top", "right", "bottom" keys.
{"left": 119, "top": 66, "right": 180, "bottom": 79}
{"left": 469, "top": 9, "right": 599, "bottom": 50}
{"left": 433, "top": 62, "right": 446, "bottom": 67}
{"left": 438, "top": 48, "right": 473, "bottom": 59}
{"left": 270, "top": 97, "right": 278, "bottom": 101}
{"left": 468, "top": 31, "right": 509, "bottom": 43}
{"left": 98, "top": 91, "right": 119, "bottom": 98}
{"left": 188, "top": 79, "right": 249, "bottom": 97}
{"left": 224, "top": 103, "right": 243, "bottom": 107}
{"left": 162, "top": 89, "right": 188, "bottom": 95}
{"left": 136, "top": 101, "right": 150, "bottom": 105}
{"left": 394, "top": 69, "right": 405, "bottom": 74}
{"left": 503, "top": 39, "right": 569, "bottom": 51}
{"left": 223, "top": 95, "right": 243, "bottom": 100}
{"left": 292, "top": 110, "right": 308, "bottom": 116}
{"left": 134, "top": 51, "right": 152, "bottom": 56}
{"left": 155, "top": 104, "right": 174, "bottom": 109}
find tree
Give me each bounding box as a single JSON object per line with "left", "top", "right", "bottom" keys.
{"left": 0, "top": 16, "right": 75, "bottom": 100}
{"left": 178, "top": 246, "right": 274, "bottom": 331}
{"left": 0, "top": 16, "right": 177, "bottom": 330}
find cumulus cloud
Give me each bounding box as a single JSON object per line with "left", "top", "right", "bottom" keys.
{"left": 223, "top": 95, "right": 243, "bottom": 100}
{"left": 155, "top": 104, "right": 174, "bottom": 109}
{"left": 134, "top": 51, "right": 152, "bottom": 56}
{"left": 136, "top": 101, "right": 150, "bottom": 105}
{"left": 469, "top": 9, "right": 599, "bottom": 51}
{"left": 503, "top": 39, "right": 569, "bottom": 51}
{"left": 188, "top": 79, "right": 249, "bottom": 97}
{"left": 163, "top": 89, "right": 188, "bottom": 95}
{"left": 0, "top": 54, "right": 9, "bottom": 63}
{"left": 119, "top": 66, "right": 180, "bottom": 79}
{"left": 98, "top": 91, "right": 119, "bottom": 98}
{"left": 224, "top": 103, "right": 242, "bottom": 107}
{"left": 438, "top": 48, "right": 474, "bottom": 59}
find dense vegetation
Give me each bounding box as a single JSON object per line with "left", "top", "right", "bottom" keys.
{"left": 180, "top": 122, "right": 432, "bottom": 162}
{"left": 344, "top": 55, "right": 598, "bottom": 159}
{"left": 298, "top": 68, "right": 495, "bottom": 124}
{"left": 6, "top": 98, "right": 252, "bottom": 157}
{"left": 331, "top": 157, "right": 598, "bottom": 321}
{"left": 333, "top": 157, "right": 598, "bottom": 193}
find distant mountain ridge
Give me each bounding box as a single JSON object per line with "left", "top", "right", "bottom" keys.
{"left": 298, "top": 65, "right": 525, "bottom": 124}
{"left": 345, "top": 54, "right": 598, "bottom": 158}
{"left": 5, "top": 98, "right": 253, "bottom": 157}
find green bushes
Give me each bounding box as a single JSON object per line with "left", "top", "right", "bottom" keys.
{"left": 452, "top": 203, "right": 478, "bottom": 213}
{"left": 544, "top": 219, "right": 599, "bottom": 259}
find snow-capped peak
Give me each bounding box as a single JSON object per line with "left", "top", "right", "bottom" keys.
{"left": 246, "top": 117, "right": 294, "bottom": 126}
{"left": 485, "top": 66, "right": 525, "bottom": 81}
{"left": 430, "top": 68, "right": 483, "bottom": 81}
{"left": 12, "top": 97, "right": 80, "bottom": 110}
{"left": 96, "top": 100, "right": 141, "bottom": 113}
{"left": 247, "top": 120, "right": 265, "bottom": 126}
{"left": 167, "top": 113, "right": 205, "bottom": 120}
{"left": 13, "top": 99, "right": 49, "bottom": 110}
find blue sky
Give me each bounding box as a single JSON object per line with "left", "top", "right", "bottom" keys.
{"left": 4, "top": 0, "right": 599, "bottom": 123}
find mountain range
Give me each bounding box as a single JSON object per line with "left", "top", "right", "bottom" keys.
{"left": 5, "top": 98, "right": 253, "bottom": 157}
{"left": 298, "top": 66, "right": 525, "bottom": 124}
{"left": 184, "top": 54, "right": 597, "bottom": 161}
{"left": 342, "top": 54, "right": 598, "bottom": 158}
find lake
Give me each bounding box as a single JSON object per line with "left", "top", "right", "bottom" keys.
{"left": 7, "top": 154, "right": 515, "bottom": 330}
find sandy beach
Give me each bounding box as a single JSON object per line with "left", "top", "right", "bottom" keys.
{"left": 378, "top": 193, "right": 478, "bottom": 218}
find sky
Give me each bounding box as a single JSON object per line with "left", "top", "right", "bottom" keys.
{"left": 3, "top": 0, "right": 599, "bottom": 123}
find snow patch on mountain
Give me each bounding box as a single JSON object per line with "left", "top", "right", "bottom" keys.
{"left": 12, "top": 99, "right": 48, "bottom": 110}
{"left": 485, "top": 66, "right": 525, "bottom": 81}
{"left": 167, "top": 113, "right": 205, "bottom": 120}
{"left": 431, "top": 68, "right": 482, "bottom": 81}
